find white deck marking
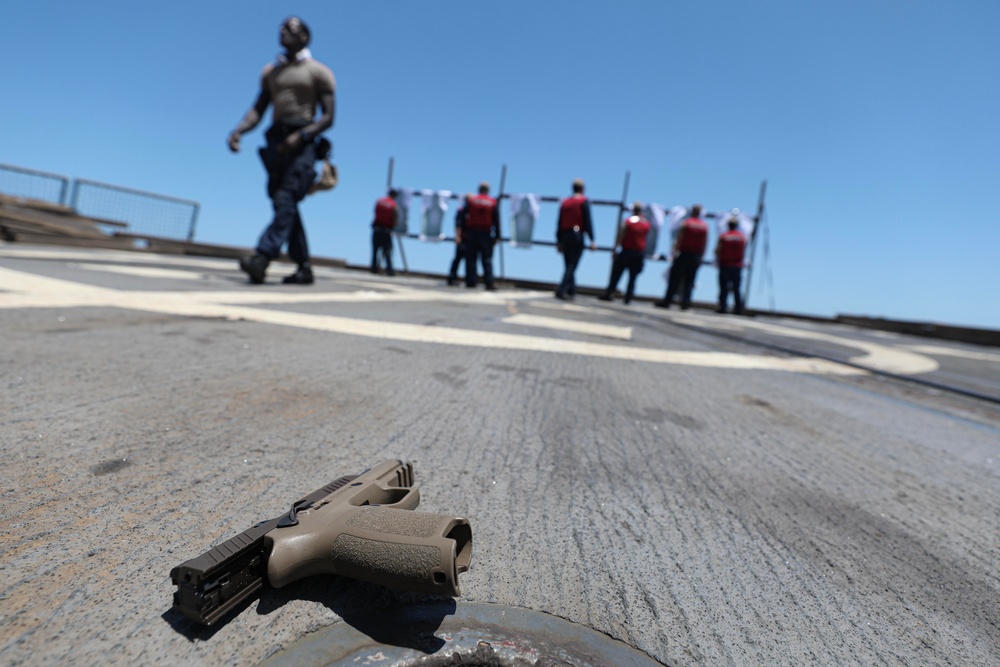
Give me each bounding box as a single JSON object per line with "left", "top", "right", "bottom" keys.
{"left": 501, "top": 313, "right": 632, "bottom": 340}
{"left": 0, "top": 245, "right": 237, "bottom": 270}
{"left": 667, "top": 311, "right": 939, "bottom": 375}
{"left": 71, "top": 263, "right": 213, "bottom": 281}
{"left": 527, "top": 300, "right": 611, "bottom": 316}
{"left": 903, "top": 344, "right": 1000, "bottom": 364}
{"left": 0, "top": 265, "right": 862, "bottom": 375}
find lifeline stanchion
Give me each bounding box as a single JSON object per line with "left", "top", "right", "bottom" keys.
{"left": 613, "top": 170, "right": 631, "bottom": 246}
{"left": 741, "top": 179, "right": 768, "bottom": 310}
{"left": 496, "top": 164, "right": 507, "bottom": 280}
{"left": 386, "top": 156, "right": 408, "bottom": 273}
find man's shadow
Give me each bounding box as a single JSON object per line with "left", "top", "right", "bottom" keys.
{"left": 162, "top": 575, "right": 455, "bottom": 654}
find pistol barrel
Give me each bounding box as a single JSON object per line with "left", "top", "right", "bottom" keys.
{"left": 169, "top": 473, "right": 358, "bottom": 625}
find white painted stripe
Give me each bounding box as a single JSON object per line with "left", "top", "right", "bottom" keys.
{"left": 665, "top": 311, "right": 939, "bottom": 376}
{"left": 71, "top": 263, "right": 211, "bottom": 281}
{"left": 183, "top": 290, "right": 536, "bottom": 306}
{"left": 904, "top": 344, "right": 1000, "bottom": 364}
{"left": 0, "top": 265, "right": 862, "bottom": 375}
{"left": 527, "top": 300, "right": 611, "bottom": 316}
{"left": 0, "top": 245, "right": 237, "bottom": 270}
{"left": 501, "top": 313, "right": 632, "bottom": 340}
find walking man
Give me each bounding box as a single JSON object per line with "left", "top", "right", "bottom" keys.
{"left": 463, "top": 182, "right": 501, "bottom": 290}
{"left": 715, "top": 216, "right": 747, "bottom": 314}
{"left": 371, "top": 190, "right": 399, "bottom": 275}
{"left": 655, "top": 204, "right": 708, "bottom": 309}
{"left": 598, "top": 202, "right": 651, "bottom": 304}
{"left": 555, "top": 179, "right": 596, "bottom": 300}
{"left": 228, "top": 16, "right": 336, "bottom": 285}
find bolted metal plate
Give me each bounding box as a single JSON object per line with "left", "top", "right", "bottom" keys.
{"left": 258, "top": 601, "right": 665, "bottom": 667}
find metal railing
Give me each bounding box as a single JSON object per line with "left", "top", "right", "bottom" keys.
{"left": 0, "top": 162, "right": 200, "bottom": 241}
{"left": 69, "top": 178, "right": 199, "bottom": 241}
{"left": 0, "top": 163, "right": 70, "bottom": 205}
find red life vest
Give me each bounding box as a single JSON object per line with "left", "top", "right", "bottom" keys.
{"left": 373, "top": 196, "right": 397, "bottom": 228}
{"left": 621, "top": 216, "right": 651, "bottom": 252}
{"left": 465, "top": 194, "right": 497, "bottom": 231}
{"left": 716, "top": 230, "right": 747, "bottom": 267}
{"left": 677, "top": 217, "right": 707, "bottom": 255}
{"left": 559, "top": 194, "right": 587, "bottom": 231}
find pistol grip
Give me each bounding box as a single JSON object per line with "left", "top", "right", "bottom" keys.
{"left": 266, "top": 506, "right": 472, "bottom": 596}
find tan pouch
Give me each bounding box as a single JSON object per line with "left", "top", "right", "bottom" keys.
{"left": 308, "top": 160, "right": 339, "bottom": 194}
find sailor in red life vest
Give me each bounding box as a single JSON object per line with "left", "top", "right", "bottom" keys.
{"left": 371, "top": 189, "right": 399, "bottom": 275}
{"left": 598, "top": 202, "right": 651, "bottom": 304}
{"left": 555, "top": 179, "right": 597, "bottom": 301}
{"left": 655, "top": 204, "right": 708, "bottom": 310}
{"left": 463, "top": 182, "right": 501, "bottom": 290}
{"left": 715, "top": 216, "right": 747, "bottom": 314}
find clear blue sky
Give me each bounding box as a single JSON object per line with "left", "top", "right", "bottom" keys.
{"left": 3, "top": 1, "right": 998, "bottom": 329}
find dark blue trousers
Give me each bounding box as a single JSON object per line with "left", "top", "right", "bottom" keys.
{"left": 718, "top": 266, "right": 743, "bottom": 313}
{"left": 371, "top": 227, "right": 394, "bottom": 273}
{"left": 663, "top": 252, "right": 702, "bottom": 309}
{"left": 464, "top": 229, "right": 495, "bottom": 288}
{"left": 606, "top": 249, "right": 645, "bottom": 302}
{"left": 448, "top": 241, "right": 466, "bottom": 281}
{"left": 556, "top": 229, "right": 585, "bottom": 297}
{"left": 256, "top": 124, "right": 317, "bottom": 264}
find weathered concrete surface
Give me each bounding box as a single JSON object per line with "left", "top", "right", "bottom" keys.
{"left": 1, "top": 245, "right": 998, "bottom": 666}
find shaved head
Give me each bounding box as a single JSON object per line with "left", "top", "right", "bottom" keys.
{"left": 280, "top": 16, "right": 311, "bottom": 50}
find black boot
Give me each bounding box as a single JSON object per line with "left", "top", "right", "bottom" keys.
{"left": 239, "top": 254, "right": 269, "bottom": 284}
{"left": 282, "top": 263, "right": 314, "bottom": 285}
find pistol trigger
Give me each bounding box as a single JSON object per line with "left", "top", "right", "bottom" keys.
{"left": 277, "top": 498, "right": 313, "bottom": 528}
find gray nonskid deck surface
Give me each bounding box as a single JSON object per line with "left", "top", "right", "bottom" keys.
{"left": 1, "top": 246, "right": 998, "bottom": 666}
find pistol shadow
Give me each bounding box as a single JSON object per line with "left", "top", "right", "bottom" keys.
{"left": 161, "top": 576, "right": 454, "bottom": 652}
{"left": 161, "top": 597, "right": 256, "bottom": 642}
{"left": 257, "top": 575, "right": 455, "bottom": 653}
